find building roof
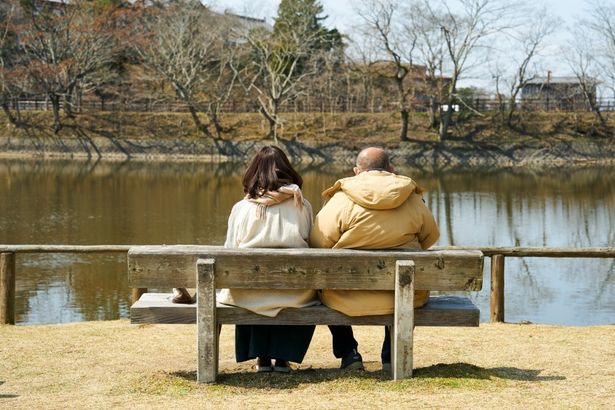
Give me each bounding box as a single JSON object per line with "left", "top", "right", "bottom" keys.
{"left": 526, "top": 76, "right": 582, "bottom": 85}
{"left": 223, "top": 11, "right": 271, "bottom": 32}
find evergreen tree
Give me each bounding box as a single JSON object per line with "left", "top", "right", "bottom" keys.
{"left": 273, "top": 0, "right": 343, "bottom": 57}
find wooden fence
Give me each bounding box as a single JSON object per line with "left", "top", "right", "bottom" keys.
{"left": 1, "top": 245, "right": 614, "bottom": 325}
{"left": 6, "top": 96, "right": 615, "bottom": 114}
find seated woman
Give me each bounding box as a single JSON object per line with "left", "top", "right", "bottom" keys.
{"left": 218, "top": 145, "right": 319, "bottom": 372}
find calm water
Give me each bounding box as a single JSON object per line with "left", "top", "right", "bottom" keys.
{"left": 0, "top": 160, "right": 613, "bottom": 325}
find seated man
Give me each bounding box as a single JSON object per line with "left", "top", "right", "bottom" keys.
{"left": 310, "top": 147, "right": 440, "bottom": 371}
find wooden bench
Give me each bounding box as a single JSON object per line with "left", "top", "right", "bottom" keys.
{"left": 128, "top": 245, "right": 484, "bottom": 383}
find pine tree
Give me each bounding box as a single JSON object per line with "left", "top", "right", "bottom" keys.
{"left": 273, "top": 0, "right": 343, "bottom": 56}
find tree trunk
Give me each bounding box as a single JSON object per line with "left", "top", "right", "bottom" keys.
{"left": 49, "top": 94, "right": 62, "bottom": 134}
{"left": 172, "top": 83, "right": 213, "bottom": 138}
{"left": 585, "top": 92, "right": 608, "bottom": 129}
{"left": 207, "top": 103, "right": 224, "bottom": 139}
{"left": 14, "top": 98, "right": 22, "bottom": 122}
{"left": 438, "top": 74, "right": 458, "bottom": 142}
{"left": 211, "top": 114, "right": 224, "bottom": 140}
{"left": 1, "top": 101, "right": 19, "bottom": 126}
{"left": 428, "top": 96, "right": 438, "bottom": 129}
{"left": 396, "top": 77, "right": 409, "bottom": 142}
{"left": 591, "top": 105, "right": 607, "bottom": 129}
{"left": 506, "top": 97, "right": 516, "bottom": 127}
{"left": 399, "top": 109, "right": 409, "bottom": 141}
{"left": 187, "top": 103, "right": 213, "bottom": 138}
{"left": 271, "top": 100, "right": 279, "bottom": 143}
{"left": 507, "top": 88, "right": 521, "bottom": 127}
{"left": 438, "top": 108, "right": 452, "bottom": 142}
{"left": 64, "top": 86, "right": 75, "bottom": 118}
{"left": 259, "top": 103, "right": 278, "bottom": 143}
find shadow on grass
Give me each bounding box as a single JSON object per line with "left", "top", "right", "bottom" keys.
{"left": 0, "top": 381, "right": 19, "bottom": 399}
{"left": 171, "top": 367, "right": 386, "bottom": 389}
{"left": 416, "top": 363, "right": 565, "bottom": 382}
{"left": 169, "top": 362, "right": 564, "bottom": 390}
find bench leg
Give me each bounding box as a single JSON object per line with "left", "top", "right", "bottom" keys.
{"left": 393, "top": 260, "right": 415, "bottom": 380}
{"left": 197, "top": 258, "right": 218, "bottom": 383}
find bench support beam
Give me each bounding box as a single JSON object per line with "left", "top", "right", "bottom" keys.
{"left": 197, "top": 258, "right": 217, "bottom": 383}
{"left": 393, "top": 260, "right": 414, "bottom": 380}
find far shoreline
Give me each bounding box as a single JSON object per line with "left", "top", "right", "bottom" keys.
{"left": 1, "top": 111, "right": 613, "bottom": 170}
{"left": 1, "top": 135, "right": 614, "bottom": 170}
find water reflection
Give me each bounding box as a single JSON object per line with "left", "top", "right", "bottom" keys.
{"left": 0, "top": 159, "right": 613, "bottom": 325}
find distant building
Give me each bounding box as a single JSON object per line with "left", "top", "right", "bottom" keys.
{"left": 220, "top": 11, "right": 272, "bottom": 45}
{"left": 521, "top": 72, "right": 596, "bottom": 109}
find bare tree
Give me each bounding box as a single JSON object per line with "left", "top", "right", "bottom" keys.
{"left": 14, "top": 0, "right": 120, "bottom": 133}
{"left": 566, "top": 27, "right": 607, "bottom": 128}
{"left": 235, "top": 25, "right": 325, "bottom": 142}
{"left": 588, "top": 3, "right": 615, "bottom": 97}
{"left": 345, "top": 34, "right": 380, "bottom": 112}
{"left": 502, "top": 6, "right": 558, "bottom": 126}
{"left": 357, "top": 0, "right": 417, "bottom": 141}
{"left": 405, "top": 1, "right": 446, "bottom": 129}
{"left": 204, "top": 39, "right": 239, "bottom": 139}
{"left": 0, "top": 0, "right": 19, "bottom": 125}
{"left": 133, "top": 1, "right": 237, "bottom": 139}
{"left": 421, "top": 0, "right": 513, "bottom": 141}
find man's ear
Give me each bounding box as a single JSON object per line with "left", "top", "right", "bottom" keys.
{"left": 353, "top": 166, "right": 361, "bottom": 175}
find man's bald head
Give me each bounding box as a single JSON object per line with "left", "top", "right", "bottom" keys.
{"left": 354, "top": 147, "right": 392, "bottom": 174}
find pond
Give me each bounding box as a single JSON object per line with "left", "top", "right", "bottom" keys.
{"left": 0, "top": 159, "right": 613, "bottom": 325}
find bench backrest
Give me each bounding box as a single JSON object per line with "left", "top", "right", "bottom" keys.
{"left": 128, "top": 246, "right": 483, "bottom": 291}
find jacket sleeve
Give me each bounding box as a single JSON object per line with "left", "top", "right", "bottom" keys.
{"left": 309, "top": 193, "right": 348, "bottom": 249}
{"left": 301, "top": 199, "right": 314, "bottom": 242}
{"left": 416, "top": 197, "right": 440, "bottom": 249}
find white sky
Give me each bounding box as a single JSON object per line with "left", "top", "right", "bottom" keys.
{"left": 208, "top": 0, "right": 595, "bottom": 88}
{"left": 209, "top": 0, "right": 587, "bottom": 34}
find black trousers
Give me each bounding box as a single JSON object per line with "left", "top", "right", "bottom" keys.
{"left": 329, "top": 325, "right": 391, "bottom": 363}
{"left": 235, "top": 324, "right": 315, "bottom": 363}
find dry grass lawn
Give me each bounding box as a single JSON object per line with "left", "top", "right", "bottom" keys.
{"left": 1, "top": 321, "right": 614, "bottom": 409}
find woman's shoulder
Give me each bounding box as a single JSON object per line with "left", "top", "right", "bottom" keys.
{"left": 228, "top": 198, "right": 255, "bottom": 216}
{"left": 232, "top": 198, "right": 251, "bottom": 207}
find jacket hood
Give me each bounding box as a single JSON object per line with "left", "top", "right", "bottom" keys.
{"left": 322, "top": 171, "right": 421, "bottom": 210}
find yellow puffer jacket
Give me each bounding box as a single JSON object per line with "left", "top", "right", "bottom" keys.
{"left": 310, "top": 170, "right": 440, "bottom": 316}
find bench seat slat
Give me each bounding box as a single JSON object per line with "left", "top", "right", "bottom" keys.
{"left": 130, "top": 293, "right": 480, "bottom": 327}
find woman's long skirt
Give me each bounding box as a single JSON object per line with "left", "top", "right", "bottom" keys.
{"left": 235, "top": 324, "right": 315, "bottom": 363}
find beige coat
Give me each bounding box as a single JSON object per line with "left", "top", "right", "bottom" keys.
{"left": 218, "top": 198, "right": 320, "bottom": 317}
{"left": 310, "top": 170, "right": 440, "bottom": 316}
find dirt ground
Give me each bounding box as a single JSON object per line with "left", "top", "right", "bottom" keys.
{"left": 1, "top": 321, "right": 614, "bottom": 409}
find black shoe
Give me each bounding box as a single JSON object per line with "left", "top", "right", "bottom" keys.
{"left": 340, "top": 349, "right": 364, "bottom": 370}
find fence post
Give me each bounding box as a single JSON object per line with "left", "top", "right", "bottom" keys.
{"left": 490, "top": 254, "right": 505, "bottom": 323}
{"left": 0, "top": 252, "right": 16, "bottom": 325}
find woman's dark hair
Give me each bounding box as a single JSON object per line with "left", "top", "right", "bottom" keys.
{"left": 242, "top": 146, "right": 303, "bottom": 198}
